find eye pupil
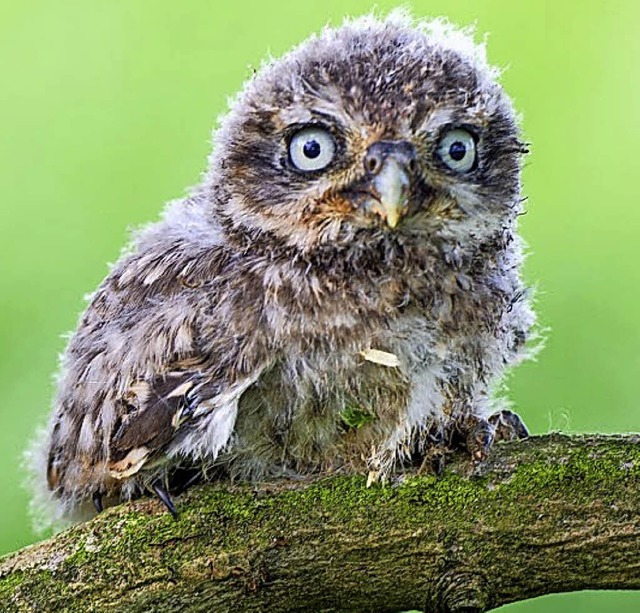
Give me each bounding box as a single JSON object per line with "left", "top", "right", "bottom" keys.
{"left": 437, "top": 129, "right": 476, "bottom": 173}
{"left": 303, "top": 140, "right": 321, "bottom": 159}
{"left": 449, "top": 141, "right": 467, "bottom": 161}
{"left": 289, "top": 127, "right": 335, "bottom": 171}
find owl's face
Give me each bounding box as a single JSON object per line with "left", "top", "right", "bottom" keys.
{"left": 211, "top": 17, "right": 526, "bottom": 254}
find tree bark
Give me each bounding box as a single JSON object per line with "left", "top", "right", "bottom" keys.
{"left": 1, "top": 434, "right": 639, "bottom": 612}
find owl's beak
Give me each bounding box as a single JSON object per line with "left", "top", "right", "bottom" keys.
{"left": 361, "top": 140, "right": 415, "bottom": 229}
{"left": 371, "top": 158, "right": 411, "bottom": 229}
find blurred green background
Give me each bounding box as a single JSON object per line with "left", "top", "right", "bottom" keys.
{"left": 1, "top": 1, "right": 638, "bottom": 610}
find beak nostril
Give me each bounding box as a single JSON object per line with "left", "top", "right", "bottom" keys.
{"left": 365, "top": 141, "right": 417, "bottom": 177}
{"left": 365, "top": 156, "right": 379, "bottom": 174}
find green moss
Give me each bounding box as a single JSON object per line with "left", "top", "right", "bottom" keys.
{"left": 64, "top": 542, "right": 90, "bottom": 567}
{"left": 0, "top": 569, "right": 26, "bottom": 600}
{"left": 505, "top": 438, "right": 640, "bottom": 502}
{"left": 340, "top": 406, "right": 376, "bottom": 429}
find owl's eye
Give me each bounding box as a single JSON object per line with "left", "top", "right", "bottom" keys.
{"left": 289, "top": 127, "right": 335, "bottom": 172}
{"left": 437, "top": 129, "right": 477, "bottom": 173}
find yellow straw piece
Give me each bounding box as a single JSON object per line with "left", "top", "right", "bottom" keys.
{"left": 360, "top": 348, "right": 400, "bottom": 368}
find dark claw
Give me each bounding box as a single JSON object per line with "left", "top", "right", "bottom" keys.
{"left": 152, "top": 480, "right": 179, "bottom": 519}
{"left": 488, "top": 409, "right": 529, "bottom": 442}
{"left": 92, "top": 490, "right": 104, "bottom": 514}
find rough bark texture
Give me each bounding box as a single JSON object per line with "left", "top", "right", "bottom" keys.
{"left": 1, "top": 434, "right": 639, "bottom": 612}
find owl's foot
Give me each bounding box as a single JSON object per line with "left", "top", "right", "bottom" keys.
{"left": 416, "top": 444, "right": 449, "bottom": 476}
{"left": 408, "top": 410, "right": 529, "bottom": 475}
{"left": 459, "top": 415, "right": 495, "bottom": 463}
{"left": 407, "top": 428, "right": 454, "bottom": 476}
{"left": 456, "top": 409, "right": 529, "bottom": 464}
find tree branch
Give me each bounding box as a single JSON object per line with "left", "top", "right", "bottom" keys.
{"left": 2, "top": 434, "right": 639, "bottom": 612}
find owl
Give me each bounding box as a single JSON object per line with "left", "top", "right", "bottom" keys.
{"left": 31, "top": 12, "right": 535, "bottom": 525}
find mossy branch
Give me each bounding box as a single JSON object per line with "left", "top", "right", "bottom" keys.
{"left": 2, "top": 434, "right": 640, "bottom": 612}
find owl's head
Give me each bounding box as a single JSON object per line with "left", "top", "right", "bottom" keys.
{"left": 208, "top": 12, "right": 526, "bottom": 255}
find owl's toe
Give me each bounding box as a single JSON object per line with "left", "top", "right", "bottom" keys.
{"left": 417, "top": 446, "right": 448, "bottom": 476}
{"left": 488, "top": 409, "right": 529, "bottom": 442}
{"left": 463, "top": 417, "right": 496, "bottom": 464}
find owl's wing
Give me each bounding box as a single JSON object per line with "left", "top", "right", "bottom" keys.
{"left": 45, "top": 215, "right": 271, "bottom": 506}
{"left": 107, "top": 369, "right": 204, "bottom": 481}
{"left": 47, "top": 333, "right": 268, "bottom": 510}
{"left": 106, "top": 363, "right": 265, "bottom": 483}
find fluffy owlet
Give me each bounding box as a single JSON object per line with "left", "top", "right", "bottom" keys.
{"left": 31, "top": 12, "right": 535, "bottom": 525}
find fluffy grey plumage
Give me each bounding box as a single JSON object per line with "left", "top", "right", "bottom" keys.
{"left": 31, "top": 12, "right": 535, "bottom": 526}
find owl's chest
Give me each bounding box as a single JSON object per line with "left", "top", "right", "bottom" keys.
{"left": 229, "top": 316, "right": 441, "bottom": 476}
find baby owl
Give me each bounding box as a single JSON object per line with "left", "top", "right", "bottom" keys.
{"left": 33, "top": 13, "right": 535, "bottom": 524}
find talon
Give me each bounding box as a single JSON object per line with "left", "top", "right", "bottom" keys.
{"left": 92, "top": 490, "right": 103, "bottom": 514}
{"left": 489, "top": 409, "right": 529, "bottom": 442}
{"left": 152, "top": 480, "right": 179, "bottom": 519}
